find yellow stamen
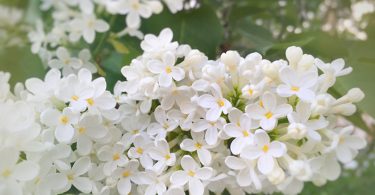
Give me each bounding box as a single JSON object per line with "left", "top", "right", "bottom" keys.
{"left": 291, "top": 86, "right": 300, "bottom": 92}
{"left": 136, "top": 147, "right": 143, "bottom": 154}
{"left": 265, "top": 112, "right": 273, "bottom": 119}
{"left": 262, "top": 145, "right": 269, "bottom": 153}
{"left": 195, "top": 143, "right": 202, "bottom": 149}
{"left": 242, "top": 130, "right": 249, "bottom": 137}
{"left": 165, "top": 66, "right": 172, "bottom": 74}
{"left": 259, "top": 100, "right": 264, "bottom": 108}
{"left": 71, "top": 95, "right": 79, "bottom": 101}
{"left": 86, "top": 98, "right": 94, "bottom": 106}
{"left": 112, "top": 153, "right": 120, "bottom": 161}
{"left": 67, "top": 174, "right": 74, "bottom": 181}
{"left": 78, "top": 127, "right": 86, "bottom": 134}
{"left": 122, "top": 170, "right": 131, "bottom": 177}
{"left": 132, "top": 129, "right": 139, "bottom": 135}
{"left": 188, "top": 170, "right": 195, "bottom": 177}
{"left": 1, "top": 169, "right": 11, "bottom": 177}
{"left": 217, "top": 99, "right": 225, "bottom": 107}
{"left": 165, "top": 154, "right": 171, "bottom": 160}
{"left": 59, "top": 116, "right": 69, "bottom": 125}
{"left": 248, "top": 89, "right": 254, "bottom": 95}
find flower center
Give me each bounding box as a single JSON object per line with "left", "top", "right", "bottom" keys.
{"left": 132, "top": 129, "right": 139, "bottom": 134}
{"left": 259, "top": 100, "right": 264, "bottom": 108}
{"left": 242, "top": 130, "right": 249, "bottom": 137}
{"left": 59, "top": 115, "right": 69, "bottom": 125}
{"left": 165, "top": 154, "right": 171, "bottom": 160}
{"left": 136, "top": 147, "right": 143, "bottom": 154}
{"left": 188, "top": 170, "right": 196, "bottom": 177}
{"left": 217, "top": 99, "right": 225, "bottom": 107}
{"left": 112, "top": 153, "right": 120, "bottom": 161}
{"left": 86, "top": 98, "right": 94, "bottom": 106}
{"left": 248, "top": 89, "right": 253, "bottom": 95}
{"left": 122, "top": 170, "right": 131, "bottom": 177}
{"left": 165, "top": 66, "right": 172, "bottom": 74}
{"left": 1, "top": 169, "right": 11, "bottom": 177}
{"left": 265, "top": 112, "right": 273, "bottom": 119}
{"left": 262, "top": 145, "right": 269, "bottom": 153}
{"left": 195, "top": 143, "right": 202, "bottom": 149}
{"left": 67, "top": 174, "right": 74, "bottom": 181}
{"left": 291, "top": 86, "right": 300, "bottom": 92}
{"left": 71, "top": 95, "right": 79, "bottom": 101}
{"left": 78, "top": 127, "right": 86, "bottom": 134}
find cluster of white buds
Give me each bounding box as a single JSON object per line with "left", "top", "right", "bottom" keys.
{"left": 28, "top": 0, "right": 185, "bottom": 66}
{"left": 0, "top": 28, "right": 367, "bottom": 195}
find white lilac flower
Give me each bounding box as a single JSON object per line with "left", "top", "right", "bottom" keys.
{"left": 241, "top": 130, "right": 286, "bottom": 174}
{"left": 48, "top": 47, "right": 81, "bottom": 75}
{"left": 224, "top": 110, "right": 259, "bottom": 154}
{"left": 41, "top": 107, "right": 80, "bottom": 143}
{"left": 147, "top": 106, "right": 179, "bottom": 140}
{"left": 70, "top": 14, "right": 109, "bottom": 43}
{"left": 148, "top": 139, "right": 176, "bottom": 173}
{"left": 246, "top": 92, "right": 292, "bottom": 131}
{"left": 54, "top": 157, "right": 92, "bottom": 193}
{"left": 127, "top": 135, "right": 153, "bottom": 169}
{"left": 146, "top": 52, "right": 185, "bottom": 87}
{"left": 112, "top": 160, "right": 141, "bottom": 195}
{"left": 277, "top": 67, "right": 318, "bottom": 102}
{"left": 180, "top": 132, "right": 212, "bottom": 166}
{"left": 170, "top": 155, "right": 213, "bottom": 195}
{"left": 334, "top": 126, "right": 366, "bottom": 163}
{"left": 198, "top": 84, "right": 232, "bottom": 121}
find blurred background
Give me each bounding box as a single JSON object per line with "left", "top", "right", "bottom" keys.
{"left": 0, "top": 0, "right": 374, "bottom": 194}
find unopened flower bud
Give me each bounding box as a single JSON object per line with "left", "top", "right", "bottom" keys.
{"left": 287, "top": 123, "right": 307, "bottom": 139}
{"left": 221, "top": 50, "right": 241, "bottom": 72}
{"left": 268, "top": 166, "right": 285, "bottom": 185}
{"left": 347, "top": 88, "right": 365, "bottom": 102}
{"left": 297, "top": 54, "right": 314, "bottom": 71}
{"left": 286, "top": 46, "right": 303, "bottom": 67}
{"left": 332, "top": 103, "right": 356, "bottom": 116}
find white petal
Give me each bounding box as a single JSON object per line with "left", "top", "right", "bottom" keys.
{"left": 336, "top": 145, "right": 353, "bottom": 163}
{"left": 269, "top": 141, "right": 286, "bottom": 157}
{"left": 189, "top": 178, "right": 204, "bottom": 195}
{"left": 230, "top": 138, "right": 246, "bottom": 155}
{"left": 197, "top": 149, "right": 211, "bottom": 166}
{"left": 55, "top": 125, "right": 75, "bottom": 143}
{"left": 95, "top": 20, "right": 109, "bottom": 32}
{"left": 260, "top": 118, "right": 276, "bottom": 131}
{"left": 73, "top": 177, "right": 92, "bottom": 193}
{"left": 225, "top": 156, "right": 247, "bottom": 170}
{"left": 170, "top": 171, "right": 188, "bottom": 186}
{"left": 262, "top": 92, "right": 276, "bottom": 111}
{"left": 77, "top": 136, "right": 93, "bottom": 156}
{"left": 196, "top": 167, "right": 213, "bottom": 180}
{"left": 41, "top": 109, "right": 60, "bottom": 126}
{"left": 180, "top": 139, "right": 196, "bottom": 152}
{"left": 257, "top": 155, "right": 274, "bottom": 174}
{"left": 297, "top": 88, "right": 315, "bottom": 102}
{"left": 197, "top": 94, "right": 216, "bottom": 108}
{"left": 224, "top": 124, "right": 242, "bottom": 138}
{"left": 72, "top": 157, "right": 91, "bottom": 176}
{"left": 237, "top": 169, "right": 251, "bottom": 187}
{"left": 83, "top": 29, "right": 95, "bottom": 43}
{"left": 345, "top": 136, "right": 366, "bottom": 149}
{"left": 171, "top": 67, "right": 185, "bottom": 81}
{"left": 206, "top": 107, "right": 222, "bottom": 121}
{"left": 205, "top": 127, "right": 218, "bottom": 145}
{"left": 117, "top": 178, "right": 131, "bottom": 195}
{"left": 240, "top": 146, "right": 261, "bottom": 160}
{"left": 159, "top": 73, "right": 173, "bottom": 87}
{"left": 13, "top": 161, "right": 39, "bottom": 181}
{"left": 181, "top": 155, "right": 198, "bottom": 171}
{"left": 126, "top": 12, "right": 140, "bottom": 28}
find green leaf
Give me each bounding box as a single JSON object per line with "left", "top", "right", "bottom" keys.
{"left": 0, "top": 46, "right": 45, "bottom": 86}
{"left": 141, "top": 3, "right": 224, "bottom": 58}
{"left": 108, "top": 36, "right": 130, "bottom": 54}
{"left": 231, "top": 17, "right": 275, "bottom": 55}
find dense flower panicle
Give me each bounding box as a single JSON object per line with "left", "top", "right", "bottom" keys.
{"left": 0, "top": 28, "right": 367, "bottom": 195}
